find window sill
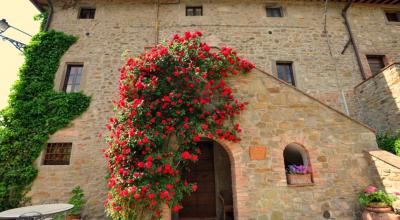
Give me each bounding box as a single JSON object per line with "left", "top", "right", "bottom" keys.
{"left": 287, "top": 183, "right": 315, "bottom": 187}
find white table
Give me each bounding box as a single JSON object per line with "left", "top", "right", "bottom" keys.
{"left": 0, "top": 204, "right": 73, "bottom": 219}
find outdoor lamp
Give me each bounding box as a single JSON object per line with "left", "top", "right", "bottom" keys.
{"left": 0, "top": 19, "right": 10, "bottom": 34}
{"left": 0, "top": 18, "right": 31, "bottom": 52}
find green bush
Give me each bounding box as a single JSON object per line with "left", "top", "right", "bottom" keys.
{"left": 68, "top": 186, "right": 85, "bottom": 215}
{"left": 0, "top": 30, "right": 90, "bottom": 211}
{"left": 359, "top": 186, "right": 396, "bottom": 207}
{"left": 377, "top": 131, "right": 400, "bottom": 156}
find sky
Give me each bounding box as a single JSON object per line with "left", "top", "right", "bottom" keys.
{"left": 0, "top": 1, "right": 40, "bottom": 109}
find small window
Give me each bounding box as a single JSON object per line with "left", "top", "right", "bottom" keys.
{"left": 366, "top": 55, "right": 385, "bottom": 75}
{"left": 63, "top": 64, "right": 83, "bottom": 93}
{"left": 283, "top": 143, "right": 313, "bottom": 185}
{"left": 266, "top": 7, "right": 283, "bottom": 17}
{"left": 276, "top": 62, "right": 295, "bottom": 86}
{"left": 186, "top": 6, "right": 203, "bottom": 16}
{"left": 43, "top": 143, "right": 72, "bottom": 165}
{"left": 79, "top": 8, "right": 96, "bottom": 19}
{"left": 385, "top": 11, "right": 400, "bottom": 22}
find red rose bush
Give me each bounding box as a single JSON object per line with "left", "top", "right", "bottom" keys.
{"left": 104, "top": 32, "right": 254, "bottom": 219}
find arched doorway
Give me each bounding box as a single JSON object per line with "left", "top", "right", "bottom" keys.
{"left": 173, "top": 140, "right": 234, "bottom": 220}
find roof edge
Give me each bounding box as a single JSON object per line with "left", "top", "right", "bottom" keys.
{"left": 30, "top": 0, "right": 46, "bottom": 12}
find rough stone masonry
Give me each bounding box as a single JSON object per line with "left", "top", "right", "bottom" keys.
{"left": 27, "top": 0, "right": 400, "bottom": 219}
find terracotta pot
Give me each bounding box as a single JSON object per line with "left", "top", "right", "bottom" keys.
{"left": 361, "top": 210, "right": 399, "bottom": 220}
{"left": 365, "top": 204, "right": 393, "bottom": 213}
{"left": 286, "top": 173, "right": 312, "bottom": 185}
{"left": 67, "top": 214, "right": 81, "bottom": 220}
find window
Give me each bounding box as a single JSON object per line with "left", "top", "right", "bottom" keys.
{"left": 266, "top": 6, "right": 283, "bottom": 17}
{"left": 276, "top": 62, "right": 295, "bottom": 86}
{"left": 283, "top": 143, "right": 313, "bottom": 185}
{"left": 63, "top": 64, "right": 83, "bottom": 93}
{"left": 79, "top": 8, "right": 96, "bottom": 19}
{"left": 43, "top": 143, "right": 72, "bottom": 165}
{"left": 366, "top": 55, "right": 385, "bottom": 75}
{"left": 186, "top": 6, "right": 203, "bottom": 16}
{"left": 385, "top": 11, "right": 400, "bottom": 22}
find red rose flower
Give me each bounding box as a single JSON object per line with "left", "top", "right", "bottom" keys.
{"left": 181, "top": 151, "right": 191, "bottom": 160}
{"left": 172, "top": 205, "right": 182, "bottom": 212}
{"left": 193, "top": 136, "right": 201, "bottom": 142}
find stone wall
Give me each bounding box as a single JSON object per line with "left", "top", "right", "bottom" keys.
{"left": 26, "top": 0, "right": 400, "bottom": 219}
{"left": 368, "top": 150, "right": 400, "bottom": 210}
{"left": 29, "top": 66, "right": 382, "bottom": 219}
{"left": 354, "top": 63, "right": 400, "bottom": 134}
{"left": 44, "top": 0, "right": 400, "bottom": 115}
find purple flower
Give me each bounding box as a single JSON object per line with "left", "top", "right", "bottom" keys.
{"left": 287, "top": 165, "right": 310, "bottom": 174}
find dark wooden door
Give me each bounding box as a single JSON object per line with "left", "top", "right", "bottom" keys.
{"left": 179, "top": 141, "right": 216, "bottom": 220}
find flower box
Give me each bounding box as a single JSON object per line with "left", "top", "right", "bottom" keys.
{"left": 286, "top": 173, "right": 312, "bottom": 185}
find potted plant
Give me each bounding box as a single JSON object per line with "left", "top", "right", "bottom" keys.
{"left": 67, "top": 186, "right": 85, "bottom": 220}
{"left": 286, "top": 165, "right": 312, "bottom": 185}
{"left": 359, "top": 185, "right": 397, "bottom": 213}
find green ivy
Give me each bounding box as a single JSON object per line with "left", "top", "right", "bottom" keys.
{"left": 33, "top": 12, "right": 48, "bottom": 32}
{"left": 0, "top": 30, "right": 91, "bottom": 211}
{"left": 377, "top": 131, "right": 400, "bottom": 156}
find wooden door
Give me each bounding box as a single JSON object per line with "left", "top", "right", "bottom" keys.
{"left": 178, "top": 141, "right": 216, "bottom": 220}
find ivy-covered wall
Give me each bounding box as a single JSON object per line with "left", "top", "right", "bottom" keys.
{"left": 0, "top": 30, "right": 90, "bottom": 211}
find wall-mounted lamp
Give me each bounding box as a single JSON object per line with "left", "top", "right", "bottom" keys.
{"left": 0, "top": 19, "right": 32, "bottom": 52}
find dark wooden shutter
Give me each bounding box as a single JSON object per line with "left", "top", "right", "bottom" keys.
{"left": 366, "top": 55, "right": 385, "bottom": 75}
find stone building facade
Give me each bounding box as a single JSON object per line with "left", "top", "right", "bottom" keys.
{"left": 27, "top": 0, "right": 399, "bottom": 219}
{"left": 355, "top": 63, "right": 400, "bottom": 134}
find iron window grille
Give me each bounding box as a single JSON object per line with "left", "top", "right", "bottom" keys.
{"left": 43, "top": 143, "right": 72, "bottom": 165}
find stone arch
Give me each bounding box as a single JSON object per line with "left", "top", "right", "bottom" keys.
{"left": 283, "top": 142, "right": 314, "bottom": 184}
{"left": 205, "top": 138, "right": 244, "bottom": 219}
{"left": 283, "top": 143, "right": 310, "bottom": 167}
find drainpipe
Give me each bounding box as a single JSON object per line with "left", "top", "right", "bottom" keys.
{"left": 44, "top": 0, "right": 54, "bottom": 32}
{"left": 341, "top": 0, "right": 367, "bottom": 80}
{"left": 155, "top": 0, "right": 160, "bottom": 44}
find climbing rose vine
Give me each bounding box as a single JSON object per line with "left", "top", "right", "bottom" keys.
{"left": 104, "top": 32, "right": 254, "bottom": 219}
